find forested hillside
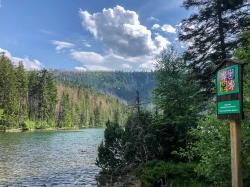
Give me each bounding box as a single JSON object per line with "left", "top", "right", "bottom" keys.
{"left": 56, "top": 84, "right": 129, "bottom": 128}
{"left": 53, "top": 71, "right": 155, "bottom": 104}
{"left": 0, "top": 56, "right": 129, "bottom": 131}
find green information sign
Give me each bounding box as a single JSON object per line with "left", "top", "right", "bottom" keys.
{"left": 218, "top": 100, "right": 240, "bottom": 114}
{"left": 217, "top": 65, "right": 239, "bottom": 96}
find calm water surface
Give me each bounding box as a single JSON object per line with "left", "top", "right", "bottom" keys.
{"left": 0, "top": 128, "right": 104, "bottom": 186}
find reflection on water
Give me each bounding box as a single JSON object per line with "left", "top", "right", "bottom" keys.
{"left": 0, "top": 128, "right": 104, "bottom": 186}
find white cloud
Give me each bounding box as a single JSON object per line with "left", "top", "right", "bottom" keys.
{"left": 152, "top": 23, "right": 177, "bottom": 34}
{"left": 0, "top": 48, "right": 43, "bottom": 70}
{"left": 76, "top": 6, "right": 174, "bottom": 71}
{"left": 51, "top": 40, "right": 75, "bottom": 52}
{"left": 74, "top": 66, "right": 87, "bottom": 71}
{"left": 79, "top": 5, "right": 168, "bottom": 57}
{"left": 82, "top": 40, "right": 91, "bottom": 48}
{"left": 84, "top": 43, "right": 91, "bottom": 48}
{"left": 154, "top": 34, "right": 171, "bottom": 49}
{"left": 75, "top": 65, "right": 109, "bottom": 71}
{"left": 139, "top": 61, "right": 155, "bottom": 71}
{"left": 161, "top": 24, "right": 176, "bottom": 33}
{"left": 152, "top": 24, "right": 160, "bottom": 30}
{"left": 148, "top": 16, "right": 159, "bottom": 22}
{"left": 121, "top": 63, "right": 132, "bottom": 69}
{"left": 84, "top": 65, "right": 111, "bottom": 71}
{"left": 71, "top": 50, "right": 156, "bottom": 71}
{"left": 71, "top": 51, "right": 104, "bottom": 64}
{"left": 176, "top": 22, "right": 182, "bottom": 28}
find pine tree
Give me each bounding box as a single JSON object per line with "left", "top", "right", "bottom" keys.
{"left": 179, "top": 0, "right": 250, "bottom": 94}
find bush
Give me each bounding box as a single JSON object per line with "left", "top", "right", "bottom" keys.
{"left": 22, "top": 120, "right": 36, "bottom": 130}
{"left": 96, "top": 120, "right": 124, "bottom": 173}
{"left": 136, "top": 160, "right": 205, "bottom": 187}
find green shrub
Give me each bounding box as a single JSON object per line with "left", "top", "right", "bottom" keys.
{"left": 136, "top": 160, "right": 205, "bottom": 187}
{"left": 22, "top": 120, "right": 36, "bottom": 130}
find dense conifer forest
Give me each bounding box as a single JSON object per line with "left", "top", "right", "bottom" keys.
{"left": 0, "top": 56, "right": 129, "bottom": 131}
{"left": 53, "top": 71, "right": 155, "bottom": 104}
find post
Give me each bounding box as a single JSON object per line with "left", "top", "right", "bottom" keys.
{"left": 230, "top": 120, "right": 243, "bottom": 187}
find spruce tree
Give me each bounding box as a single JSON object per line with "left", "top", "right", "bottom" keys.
{"left": 179, "top": 0, "right": 250, "bottom": 94}
{"left": 0, "top": 56, "right": 18, "bottom": 127}
{"left": 16, "top": 62, "right": 28, "bottom": 125}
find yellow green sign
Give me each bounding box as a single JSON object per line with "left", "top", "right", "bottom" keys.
{"left": 217, "top": 65, "right": 239, "bottom": 96}
{"left": 218, "top": 100, "right": 240, "bottom": 114}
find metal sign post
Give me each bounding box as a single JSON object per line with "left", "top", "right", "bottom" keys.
{"left": 216, "top": 59, "right": 244, "bottom": 187}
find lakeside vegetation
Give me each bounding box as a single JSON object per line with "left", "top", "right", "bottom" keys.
{"left": 0, "top": 0, "right": 249, "bottom": 186}
{"left": 96, "top": 0, "right": 250, "bottom": 186}
{"left": 0, "top": 56, "right": 129, "bottom": 131}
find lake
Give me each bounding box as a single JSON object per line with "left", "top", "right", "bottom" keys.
{"left": 0, "top": 128, "right": 104, "bottom": 186}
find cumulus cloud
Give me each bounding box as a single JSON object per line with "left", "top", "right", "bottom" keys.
{"left": 154, "top": 34, "right": 171, "bottom": 49}
{"left": 51, "top": 40, "right": 75, "bottom": 52}
{"left": 152, "top": 23, "right": 177, "bottom": 34}
{"left": 79, "top": 5, "right": 168, "bottom": 58}
{"left": 71, "top": 51, "right": 104, "bottom": 64}
{"left": 71, "top": 50, "right": 156, "bottom": 71}
{"left": 148, "top": 16, "right": 159, "bottom": 22}
{"left": 121, "top": 63, "right": 132, "bottom": 69}
{"left": 139, "top": 61, "right": 155, "bottom": 71}
{"left": 74, "top": 66, "right": 87, "bottom": 71}
{"left": 84, "top": 65, "right": 111, "bottom": 71}
{"left": 0, "top": 48, "right": 43, "bottom": 70}
{"left": 161, "top": 24, "right": 176, "bottom": 33}
{"left": 152, "top": 24, "right": 160, "bottom": 30}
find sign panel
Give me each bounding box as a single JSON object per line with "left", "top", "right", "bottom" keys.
{"left": 218, "top": 100, "right": 240, "bottom": 114}
{"left": 216, "top": 61, "right": 243, "bottom": 120}
{"left": 217, "top": 65, "right": 239, "bottom": 96}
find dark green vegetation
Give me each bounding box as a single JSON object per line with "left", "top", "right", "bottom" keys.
{"left": 179, "top": 0, "right": 249, "bottom": 95}
{"left": 0, "top": 56, "right": 129, "bottom": 131}
{"left": 96, "top": 0, "right": 250, "bottom": 185}
{"left": 53, "top": 71, "right": 155, "bottom": 104}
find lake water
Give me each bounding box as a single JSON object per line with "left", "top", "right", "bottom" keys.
{"left": 0, "top": 128, "right": 104, "bottom": 186}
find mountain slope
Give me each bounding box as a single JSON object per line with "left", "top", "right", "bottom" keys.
{"left": 56, "top": 84, "right": 129, "bottom": 128}
{"left": 53, "top": 71, "right": 155, "bottom": 104}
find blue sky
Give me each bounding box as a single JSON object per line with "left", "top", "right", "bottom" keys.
{"left": 0, "top": 0, "right": 191, "bottom": 71}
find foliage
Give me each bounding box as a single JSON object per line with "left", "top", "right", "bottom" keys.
{"left": 179, "top": 0, "right": 250, "bottom": 94}
{"left": 0, "top": 55, "right": 129, "bottom": 130}
{"left": 123, "top": 110, "right": 154, "bottom": 164}
{"left": 56, "top": 84, "right": 129, "bottom": 128}
{"left": 53, "top": 70, "right": 155, "bottom": 104}
{"left": 189, "top": 114, "right": 231, "bottom": 186}
{"left": 136, "top": 160, "right": 204, "bottom": 187}
{"left": 96, "top": 120, "right": 124, "bottom": 173}
{"left": 153, "top": 49, "right": 204, "bottom": 161}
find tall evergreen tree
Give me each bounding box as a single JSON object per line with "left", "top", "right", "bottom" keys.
{"left": 28, "top": 71, "right": 39, "bottom": 120}
{"left": 0, "top": 56, "right": 18, "bottom": 127}
{"left": 153, "top": 49, "right": 203, "bottom": 161}
{"left": 16, "top": 62, "right": 28, "bottom": 125}
{"left": 57, "top": 93, "right": 73, "bottom": 128}
{"left": 179, "top": 0, "right": 250, "bottom": 94}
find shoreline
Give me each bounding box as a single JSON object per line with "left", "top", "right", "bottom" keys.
{"left": 1, "top": 127, "right": 104, "bottom": 133}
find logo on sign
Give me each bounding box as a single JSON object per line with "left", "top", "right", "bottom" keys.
{"left": 217, "top": 65, "right": 239, "bottom": 96}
